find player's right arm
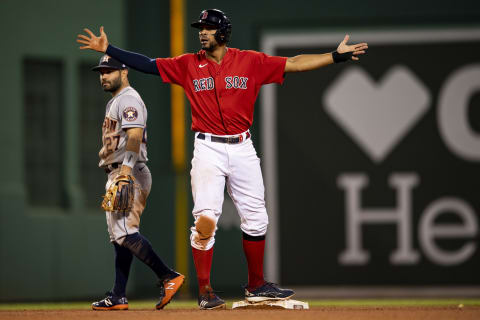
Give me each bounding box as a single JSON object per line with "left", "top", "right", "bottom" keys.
{"left": 119, "top": 127, "right": 144, "bottom": 176}
{"left": 77, "top": 26, "right": 159, "bottom": 75}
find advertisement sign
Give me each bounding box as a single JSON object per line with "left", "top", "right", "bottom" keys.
{"left": 261, "top": 29, "right": 480, "bottom": 285}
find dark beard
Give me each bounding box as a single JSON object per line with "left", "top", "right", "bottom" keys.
{"left": 202, "top": 41, "right": 218, "bottom": 52}
{"left": 202, "top": 44, "right": 212, "bottom": 52}
{"left": 103, "top": 77, "right": 122, "bottom": 92}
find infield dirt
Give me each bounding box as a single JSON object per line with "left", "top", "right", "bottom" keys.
{"left": 1, "top": 306, "right": 479, "bottom": 320}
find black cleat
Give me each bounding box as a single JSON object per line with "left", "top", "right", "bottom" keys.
{"left": 198, "top": 288, "right": 226, "bottom": 310}
{"left": 244, "top": 282, "right": 295, "bottom": 302}
{"left": 92, "top": 292, "right": 128, "bottom": 310}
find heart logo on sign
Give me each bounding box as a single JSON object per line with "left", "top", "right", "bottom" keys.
{"left": 323, "top": 65, "right": 431, "bottom": 163}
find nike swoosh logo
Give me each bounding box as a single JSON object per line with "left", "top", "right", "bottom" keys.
{"left": 199, "top": 63, "right": 208, "bottom": 68}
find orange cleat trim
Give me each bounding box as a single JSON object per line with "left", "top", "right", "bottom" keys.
{"left": 156, "top": 274, "right": 185, "bottom": 310}
{"left": 92, "top": 304, "right": 128, "bottom": 311}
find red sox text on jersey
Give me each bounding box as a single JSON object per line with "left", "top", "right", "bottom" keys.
{"left": 193, "top": 76, "right": 248, "bottom": 92}
{"left": 155, "top": 48, "right": 286, "bottom": 135}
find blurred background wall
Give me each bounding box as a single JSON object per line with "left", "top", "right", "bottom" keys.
{"left": 0, "top": 0, "right": 479, "bottom": 302}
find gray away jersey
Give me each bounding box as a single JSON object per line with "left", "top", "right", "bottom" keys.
{"left": 99, "top": 86, "right": 148, "bottom": 167}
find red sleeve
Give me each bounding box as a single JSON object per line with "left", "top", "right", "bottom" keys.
{"left": 255, "top": 52, "right": 287, "bottom": 85}
{"left": 155, "top": 54, "right": 190, "bottom": 86}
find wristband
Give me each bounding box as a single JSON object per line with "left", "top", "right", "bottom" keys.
{"left": 332, "top": 50, "right": 353, "bottom": 63}
{"left": 122, "top": 151, "right": 139, "bottom": 169}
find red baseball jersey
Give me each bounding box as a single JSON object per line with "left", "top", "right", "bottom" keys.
{"left": 156, "top": 48, "right": 287, "bottom": 135}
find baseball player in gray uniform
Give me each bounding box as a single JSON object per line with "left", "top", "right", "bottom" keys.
{"left": 90, "top": 54, "right": 184, "bottom": 311}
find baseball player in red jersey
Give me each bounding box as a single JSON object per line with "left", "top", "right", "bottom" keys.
{"left": 77, "top": 8, "right": 367, "bottom": 310}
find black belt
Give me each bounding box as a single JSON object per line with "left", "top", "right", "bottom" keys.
{"left": 104, "top": 163, "right": 120, "bottom": 174}
{"left": 197, "top": 132, "right": 250, "bottom": 144}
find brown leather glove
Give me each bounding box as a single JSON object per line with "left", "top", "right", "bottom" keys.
{"left": 101, "top": 174, "right": 136, "bottom": 213}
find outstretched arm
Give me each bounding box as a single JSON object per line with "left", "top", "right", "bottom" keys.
{"left": 284, "top": 35, "right": 368, "bottom": 73}
{"left": 77, "top": 27, "right": 159, "bottom": 75}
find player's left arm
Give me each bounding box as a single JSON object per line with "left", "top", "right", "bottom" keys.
{"left": 119, "top": 127, "right": 143, "bottom": 176}
{"left": 284, "top": 34, "right": 368, "bottom": 73}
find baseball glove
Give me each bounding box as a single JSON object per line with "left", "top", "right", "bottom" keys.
{"left": 101, "top": 174, "right": 136, "bottom": 213}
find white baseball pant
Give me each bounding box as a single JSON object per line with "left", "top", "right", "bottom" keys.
{"left": 190, "top": 131, "right": 268, "bottom": 250}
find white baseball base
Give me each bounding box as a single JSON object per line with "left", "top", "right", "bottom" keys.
{"left": 232, "top": 299, "right": 309, "bottom": 310}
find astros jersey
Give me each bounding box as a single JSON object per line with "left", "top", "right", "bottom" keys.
{"left": 155, "top": 48, "right": 287, "bottom": 135}
{"left": 99, "top": 86, "right": 148, "bottom": 167}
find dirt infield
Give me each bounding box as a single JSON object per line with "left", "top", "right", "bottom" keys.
{"left": 1, "top": 306, "right": 479, "bottom": 320}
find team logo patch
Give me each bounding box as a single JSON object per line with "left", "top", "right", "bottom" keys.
{"left": 123, "top": 107, "right": 138, "bottom": 121}
{"left": 201, "top": 11, "right": 208, "bottom": 19}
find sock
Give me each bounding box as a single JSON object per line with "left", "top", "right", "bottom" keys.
{"left": 112, "top": 243, "right": 133, "bottom": 297}
{"left": 242, "top": 232, "right": 266, "bottom": 290}
{"left": 122, "top": 232, "right": 175, "bottom": 280}
{"left": 192, "top": 247, "right": 213, "bottom": 294}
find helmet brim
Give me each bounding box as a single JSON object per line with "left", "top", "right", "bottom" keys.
{"left": 91, "top": 65, "right": 126, "bottom": 72}
{"left": 191, "top": 21, "right": 218, "bottom": 29}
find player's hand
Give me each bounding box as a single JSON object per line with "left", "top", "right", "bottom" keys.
{"left": 113, "top": 165, "right": 133, "bottom": 194}
{"left": 119, "top": 164, "right": 133, "bottom": 176}
{"left": 77, "top": 26, "right": 109, "bottom": 53}
{"left": 336, "top": 34, "right": 368, "bottom": 61}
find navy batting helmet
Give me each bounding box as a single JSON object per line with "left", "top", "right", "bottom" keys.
{"left": 191, "top": 9, "right": 232, "bottom": 44}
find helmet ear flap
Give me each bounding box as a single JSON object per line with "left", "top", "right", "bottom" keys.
{"left": 214, "top": 24, "right": 231, "bottom": 44}
{"left": 214, "top": 29, "right": 226, "bottom": 43}
{"left": 192, "top": 9, "right": 231, "bottom": 44}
